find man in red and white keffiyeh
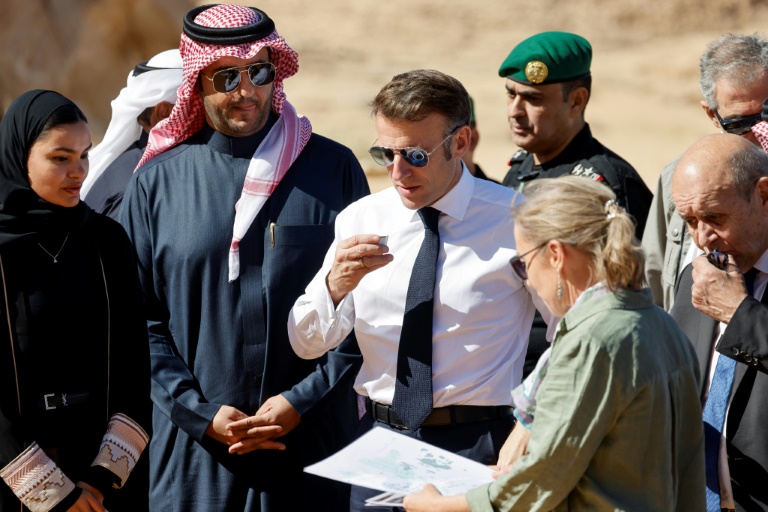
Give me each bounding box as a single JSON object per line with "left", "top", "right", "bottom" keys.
{"left": 119, "top": 4, "right": 369, "bottom": 511}
{"left": 140, "top": 3, "right": 312, "bottom": 282}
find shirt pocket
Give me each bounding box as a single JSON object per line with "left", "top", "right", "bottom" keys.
{"left": 262, "top": 223, "right": 334, "bottom": 290}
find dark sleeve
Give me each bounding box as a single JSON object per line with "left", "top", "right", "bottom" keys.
{"left": 0, "top": 259, "right": 24, "bottom": 467}
{"left": 119, "top": 173, "right": 220, "bottom": 443}
{"left": 593, "top": 158, "right": 652, "bottom": 239}
{"left": 80, "top": 218, "right": 151, "bottom": 493}
{"left": 99, "top": 194, "right": 125, "bottom": 222}
{"left": 102, "top": 218, "right": 152, "bottom": 427}
{"left": 281, "top": 151, "right": 369, "bottom": 416}
{"left": 717, "top": 296, "right": 768, "bottom": 374}
{"left": 624, "top": 176, "right": 653, "bottom": 238}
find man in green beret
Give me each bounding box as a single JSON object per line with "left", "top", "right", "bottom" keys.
{"left": 499, "top": 31, "right": 652, "bottom": 378}
{"left": 500, "top": 31, "right": 651, "bottom": 235}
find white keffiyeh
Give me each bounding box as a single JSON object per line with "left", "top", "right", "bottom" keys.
{"left": 82, "top": 49, "right": 183, "bottom": 199}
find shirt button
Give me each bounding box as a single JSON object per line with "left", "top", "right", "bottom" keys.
{"left": 672, "top": 228, "right": 679, "bottom": 237}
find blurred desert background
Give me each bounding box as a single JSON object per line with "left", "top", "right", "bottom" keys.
{"left": 3, "top": 0, "right": 768, "bottom": 191}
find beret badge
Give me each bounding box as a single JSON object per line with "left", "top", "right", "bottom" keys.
{"left": 525, "top": 61, "right": 548, "bottom": 84}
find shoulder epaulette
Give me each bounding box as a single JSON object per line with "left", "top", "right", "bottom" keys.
{"left": 507, "top": 148, "right": 528, "bottom": 167}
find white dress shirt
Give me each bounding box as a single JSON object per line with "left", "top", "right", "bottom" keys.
{"left": 288, "top": 166, "right": 549, "bottom": 407}
{"left": 706, "top": 249, "right": 768, "bottom": 509}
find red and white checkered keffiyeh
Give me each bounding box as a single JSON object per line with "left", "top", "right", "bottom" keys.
{"left": 137, "top": 4, "right": 312, "bottom": 282}
{"left": 752, "top": 120, "right": 768, "bottom": 152}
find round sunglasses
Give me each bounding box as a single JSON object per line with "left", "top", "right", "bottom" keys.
{"left": 368, "top": 126, "right": 460, "bottom": 168}
{"left": 202, "top": 62, "right": 276, "bottom": 94}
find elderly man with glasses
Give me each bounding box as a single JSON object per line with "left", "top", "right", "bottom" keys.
{"left": 288, "top": 69, "right": 552, "bottom": 512}
{"left": 119, "top": 4, "right": 369, "bottom": 511}
{"left": 643, "top": 32, "right": 768, "bottom": 311}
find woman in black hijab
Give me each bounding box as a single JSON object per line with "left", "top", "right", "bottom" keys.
{"left": 0, "top": 90, "right": 150, "bottom": 512}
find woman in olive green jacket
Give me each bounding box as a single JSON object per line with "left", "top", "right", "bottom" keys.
{"left": 405, "top": 176, "right": 705, "bottom": 512}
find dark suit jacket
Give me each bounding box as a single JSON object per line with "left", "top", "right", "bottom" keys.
{"left": 671, "top": 265, "right": 768, "bottom": 511}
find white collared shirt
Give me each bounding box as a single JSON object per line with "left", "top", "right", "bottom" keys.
{"left": 707, "top": 249, "right": 768, "bottom": 509}
{"left": 288, "top": 166, "right": 550, "bottom": 406}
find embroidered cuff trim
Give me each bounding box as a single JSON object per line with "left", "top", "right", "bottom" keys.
{"left": 0, "top": 443, "right": 75, "bottom": 512}
{"left": 91, "top": 413, "right": 149, "bottom": 489}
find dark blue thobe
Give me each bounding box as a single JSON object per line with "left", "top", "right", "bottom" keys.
{"left": 120, "top": 116, "right": 368, "bottom": 511}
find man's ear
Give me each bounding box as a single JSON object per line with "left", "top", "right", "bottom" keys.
{"left": 755, "top": 176, "right": 768, "bottom": 212}
{"left": 145, "top": 101, "right": 174, "bottom": 130}
{"left": 152, "top": 101, "right": 174, "bottom": 124}
{"left": 569, "top": 87, "right": 589, "bottom": 117}
{"left": 701, "top": 100, "right": 721, "bottom": 131}
{"left": 452, "top": 125, "right": 473, "bottom": 160}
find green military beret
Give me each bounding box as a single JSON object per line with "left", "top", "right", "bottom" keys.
{"left": 469, "top": 96, "right": 477, "bottom": 125}
{"left": 499, "top": 32, "right": 592, "bottom": 85}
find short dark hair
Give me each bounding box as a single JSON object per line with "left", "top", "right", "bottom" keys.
{"left": 39, "top": 104, "right": 87, "bottom": 139}
{"left": 561, "top": 74, "right": 592, "bottom": 104}
{"left": 371, "top": 70, "right": 470, "bottom": 160}
{"left": 371, "top": 69, "right": 471, "bottom": 130}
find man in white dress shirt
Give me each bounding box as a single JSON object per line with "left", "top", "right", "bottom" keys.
{"left": 288, "top": 69, "right": 548, "bottom": 512}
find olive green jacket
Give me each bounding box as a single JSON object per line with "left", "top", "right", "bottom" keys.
{"left": 467, "top": 288, "right": 705, "bottom": 511}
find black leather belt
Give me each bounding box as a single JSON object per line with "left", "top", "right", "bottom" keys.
{"left": 365, "top": 398, "right": 513, "bottom": 430}
{"left": 36, "top": 391, "right": 91, "bottom": 411}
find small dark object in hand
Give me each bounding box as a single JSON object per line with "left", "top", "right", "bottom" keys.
{"left": 707, "top": 250, "right": 729, "bottom": 270}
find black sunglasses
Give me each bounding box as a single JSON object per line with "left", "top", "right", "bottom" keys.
{"left": 509, "top": 242, "right": 548, "bottom": 280}
{"left": 368, "top": 126, "right": 461, "bottom": 168}
{"left": 203, "top": 62, "right": 276, "bottom": 94}
{"left": 713, "top": 109, "right": 762, "bottom": 136}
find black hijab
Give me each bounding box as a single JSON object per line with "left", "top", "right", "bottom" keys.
{"left": 0, "top": 90, "right": 92, "bottom": 249}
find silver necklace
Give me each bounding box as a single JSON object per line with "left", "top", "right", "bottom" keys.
{"left": 37, "top": 232, "right": 69, "bottom": 263}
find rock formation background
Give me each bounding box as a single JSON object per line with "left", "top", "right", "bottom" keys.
{"left": 3, "top": 0, "right": 768, "bottom": 190}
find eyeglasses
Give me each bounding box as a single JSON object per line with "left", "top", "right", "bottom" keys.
{"left": 714, "top": 109, "right": 762, "bottom": 136}
{"left": 202, "top": 62, "right": 276, "bottom": 94}
{"left": 368, "top": 126, "right": 461, "bottom": 168}
{"left": 509, "top": 242, "right": 548, "bottom": 280}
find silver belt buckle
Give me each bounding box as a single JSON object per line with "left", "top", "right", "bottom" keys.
{"left": 43, "top": 393, "right": 56, "bottom": 410}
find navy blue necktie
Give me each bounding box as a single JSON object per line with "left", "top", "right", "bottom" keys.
{"left": 392, "top": 207, "right": 440, "bottom": 431}
{"left": 702, "top": 267, "right": 758, "bottom": 511}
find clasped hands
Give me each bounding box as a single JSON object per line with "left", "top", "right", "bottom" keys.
{"left": 327, "top": 234, "right": 392, "bottom": 306}
{"left": 205, "top": 394, "right": 300, "bottom": 455}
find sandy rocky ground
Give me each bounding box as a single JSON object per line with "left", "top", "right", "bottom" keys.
{"left": 3, "top": 0, "right": 768, "bottom": 192}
